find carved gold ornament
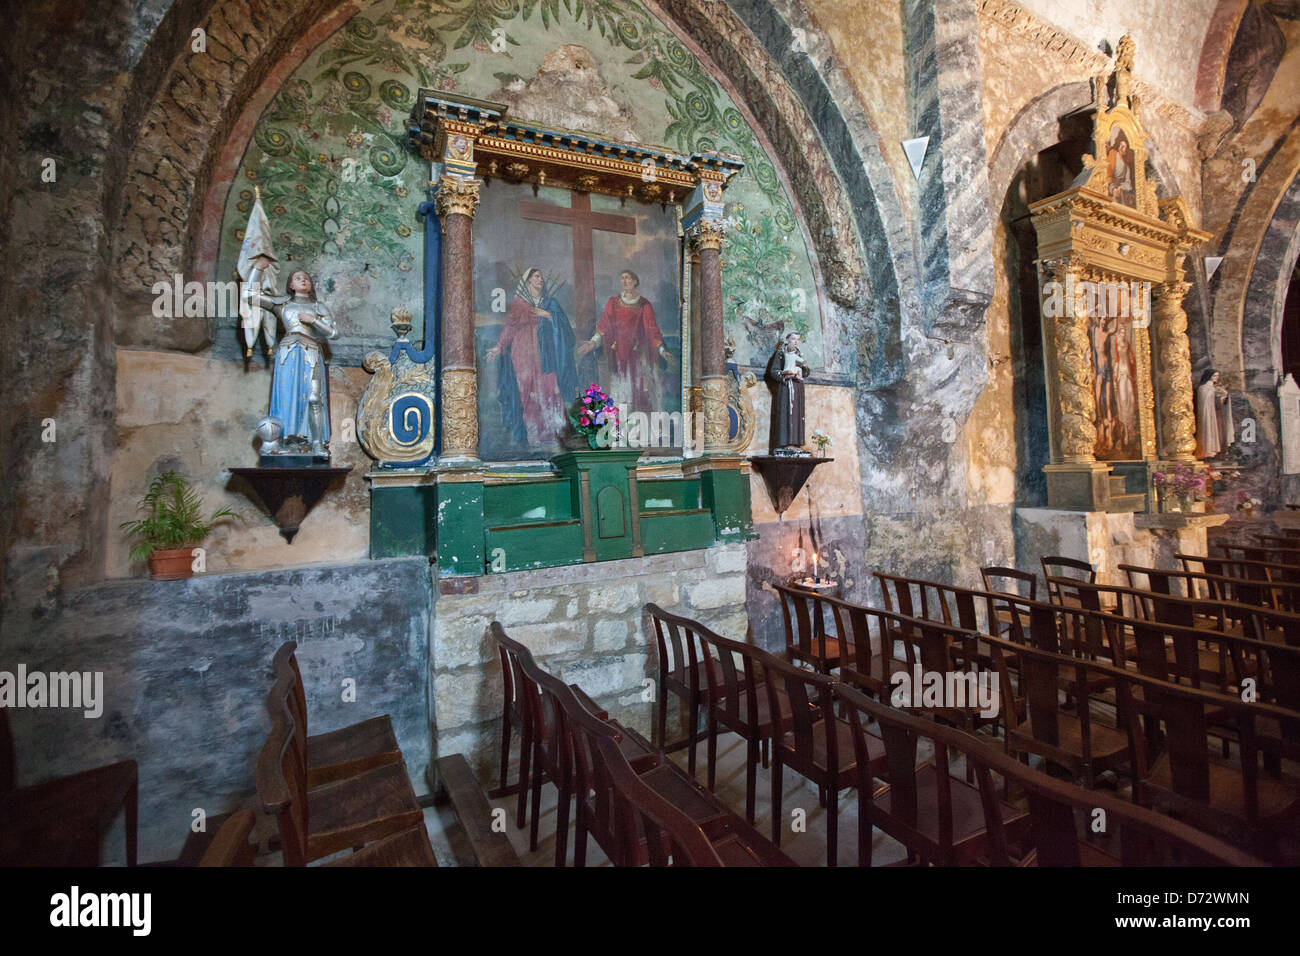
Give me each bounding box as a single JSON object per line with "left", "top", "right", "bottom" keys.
{"left": 701, "top": 375, "right": 731, "bottom": 452}
{"left": 434, "top": 177, "right": 481, "bottom": 219}
{"left": 441, "top": 367, "right": 479, "bottom": 459}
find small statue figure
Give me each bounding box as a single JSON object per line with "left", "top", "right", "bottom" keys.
{"left": 765, "top": 332, "right": 810, "bottom": 456}
{"left": 243, "top": 260, "right": 339, "bottom": 459}
{"left": 1197, "top": 368, "right": 1234, "bottom": 459}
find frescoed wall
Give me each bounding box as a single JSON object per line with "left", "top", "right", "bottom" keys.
{"left": 214, "top": 0, "right": 825, "bottom": 372}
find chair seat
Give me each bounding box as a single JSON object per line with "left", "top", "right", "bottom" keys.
{"left": 788, "top": 637, "right": 842, "bottom": 668}
{"left": 873, "top": 762, "right": 1028, "bottom": 862}
{"left": 1013, "top": 712, "right": 1129, "bottom": 769}
{"left": 1147, "top": 753, "right": 1300, "bottom": 826}
{"left": 307, "top": 715, "right": 401, "bottom": 784}
{"left": 306, "top": 760, "right": 423, "bottom": 858}
{"left": 701, "top": 819, "right": 797, "bottom": 867}
{"left": 803, "top": 718, "right": 884, "bottom": 782}
{"left": 639, "top": 764, "right": 729, "bottom": 825}
{"left": 323, "top": 824, "right": 438, "bottom": 867}
{"left": 0, "top": 760, "right": 137, "bottom": 828}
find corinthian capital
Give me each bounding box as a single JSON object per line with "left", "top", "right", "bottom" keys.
{"left": 688, "top": 218, "right": 727, "bottom": 254}
{"left": 435, "top": 176, "right": 481, "bottom": 219}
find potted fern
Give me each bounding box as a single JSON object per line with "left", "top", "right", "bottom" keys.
{"left": 120, "top": 471, "right": 237, "bottom": 580}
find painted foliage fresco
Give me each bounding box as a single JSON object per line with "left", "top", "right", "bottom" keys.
{"left": 216, "top": 0, "right": 823, "bottom": 370}
{"left": 475, "top": 182, "right": 681, "bottom": 460}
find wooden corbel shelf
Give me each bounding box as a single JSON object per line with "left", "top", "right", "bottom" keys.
{"left": 227, "top": 466, "right": 351, "bottom": 543}
{"left": 749, "top": 456, "right": 832, "bottom": 516}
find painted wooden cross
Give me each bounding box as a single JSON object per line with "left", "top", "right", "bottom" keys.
{"left": 518, "top": 193, "right": 636, "bottom": 341}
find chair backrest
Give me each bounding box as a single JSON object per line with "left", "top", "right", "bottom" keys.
{"left": 488, "top": 621, "right": 537, "bottom": 737}
{"left": 770, "top": 584, "right": 840, "bottom": 664}
{"left": 514, "top": 646, "right": 570, "bottom": 788}
{"left": 646, "top": 602, "right": 712, "bottom": 688}
{"left": 689, "top": 616, "right": 766, "bottom": 735}
{"left": 591, "top": 734, "right": 723, "bottom": 867}
{"left": 254, "top": 693, "right": 309, "bottom": 867}
{"left": 836, "top": 679, "right": 1262, "bottom": 866}
{"left": 981, "top": 566, "right": 1038, "bottom": 601}
{"left": 822, "top": 595, "right": 903, "bottom": 700}
{"left": 838, "top": 680, "right": 986, "bottom": 865}
{"left": 1041, "top": 555, "right": 1096, "bottom": 604}
{"left": 760, "top": 652, "right": 842, "bottom": 778}
{"left": 198, "top": 810, "right": 258, "bottom": 867}
{"left": 554, "top": 674, "right": 639, "bottom": 866}
{"left": 270, "top": 641, "right": 310, "bottom": 739}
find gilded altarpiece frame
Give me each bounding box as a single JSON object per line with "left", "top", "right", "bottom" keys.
{"left": 1029, "top": 37, "right": 1209, "bottom": 512}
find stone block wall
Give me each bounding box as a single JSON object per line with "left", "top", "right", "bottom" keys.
{"left": 0, "top": 557, "right": 430, "bottom": 863}
{"left": 430, "top": 542, "right": 749, "bottom": 782}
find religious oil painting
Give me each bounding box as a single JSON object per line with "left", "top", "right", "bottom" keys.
{"left": 474, "top": 181, "right": 683, "bottom": 461}
{"left": 1091, "top": 314, "right": 1140, "bottom": 460}
{"left": 1105, "top": 127, "right": 1136, "bottom": 208}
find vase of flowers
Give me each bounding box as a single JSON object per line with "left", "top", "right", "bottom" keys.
{"left": 562, "top": 383, "right": 620, "bottom": 450}
{"left": 1236, "top": 491, "right": 1263, "bottom": 519}
{"left": 810, "top": 428, "right": 833, "bottom": 456}
{"left": 1151, "top": 463, "right": 1207, "bottom": 514}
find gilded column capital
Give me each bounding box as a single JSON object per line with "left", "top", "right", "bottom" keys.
{"left": 435, "top": 176, "right": 482, "bottom": 219}
{"left": 688, "top": 218, "right": 727, "bottom": 254}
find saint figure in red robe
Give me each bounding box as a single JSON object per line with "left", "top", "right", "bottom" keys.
{"left": 576, "top": 270, "right": 676, "bottom": 412}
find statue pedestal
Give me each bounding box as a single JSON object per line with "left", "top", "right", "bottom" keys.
{"left": 1015, "top": 507, "right": 1226, "bottom": 586}
{"left": 227, "top": 466, "right": 351, "bottom": 543}
{"left": 749, "top": 456, "right": 832, "bottom": 516}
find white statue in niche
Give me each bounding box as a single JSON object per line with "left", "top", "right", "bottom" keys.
{"left": 1197, "top": 368, "right": 1234, "bottom": 459}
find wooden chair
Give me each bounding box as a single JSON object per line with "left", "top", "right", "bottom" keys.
{"left": 560, "top": 678, "right": 731, "bottom": 866}
{"left": 772, "top": 583, "right": 847, "bottom": 674}
{"left": 982, "top": 566, "right": 1038, "bottom": 601}
{"left": 197, "top": 810, "right": 257, "bottom": 867}
{"left": 270, "top": 642, "right": 401, "bottom": 787}
{"left": 255, "top": 688, "right": 425, "bottom": 866}
{"left": 995, "top": 603, "right": 1136, "bottom": 789}
{"left": 321, "top": 824, "right": 438, "bottom": 867}
{"left": 1041, "top": 555, "right": 1097, "bottom": 607}
{"left": 591, "top": 733, "right": 725, "bottom": 867}
{"left": 693, "top": 621, "right": 792, "bottom": 823}
{"left": 647, "top": 602, "right": 719, "bottom": 775}
{"left": 838, "top": 681, "right": 1029, "bottom": 866}
{"left": 0, "top": 705, "right": 138, "bottom": 867}
{"left": 762, "top": 652, "right": 887, "bottom": 866}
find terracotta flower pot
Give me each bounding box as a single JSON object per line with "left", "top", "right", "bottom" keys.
{"left": 148, "top": 546, "right": 196, "bottom": 581}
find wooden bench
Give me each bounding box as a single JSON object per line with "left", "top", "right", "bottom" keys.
{"left": 435, "top": 753, "right": 521, "bottom": 867}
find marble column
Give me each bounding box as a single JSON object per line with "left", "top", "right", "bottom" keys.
{"left": 435, "top": 176, "right": 481, "bottom": 462}
{"left": 1044, "top": 258, "right": 1097, "bottom": 464}
{"left": 1153, "top": 267, "right": 1197, "bottom": 462}
{"left": 690, "top": 219, "right": 728, "bottom": 453}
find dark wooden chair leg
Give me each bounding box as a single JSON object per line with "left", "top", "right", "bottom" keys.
{"left": 706, "top": 710, "right": 718, "bottom": 792}
{"left": 554, "top": 784, "right": 571, "bottom": 867}
{"left": 746, "top": 737, "right": 759, "bottom": 824}
{"left": 687, "top": 692, "right": 699, "bottom": 778}
{"left": 499, "top": 717, "right": 512, "bottom": 794}
{"left": 529, "top": 739, "right": 544, "bottom": 852}
{"left": 126, "top": 780, "right": 139, "bottom": 868}
{"left": 516, "top": 721, "right": 532, "bottom": 830}
{"left": 770, "top": 756, "right": 783, "bottom": 847}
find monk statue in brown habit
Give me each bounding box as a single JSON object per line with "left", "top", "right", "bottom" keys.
{"left": 765, "top": 332, "right": 810, "bottom": 456}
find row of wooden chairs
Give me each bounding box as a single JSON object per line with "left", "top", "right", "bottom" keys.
{"left": 490, "top": 621, "right": 794, "bottom": 866}
{"left": 765, "top": 570, "right": 1300, "bottom": 860}
{"left": 651, "top": 598, "right": 1262, "bottom": 865}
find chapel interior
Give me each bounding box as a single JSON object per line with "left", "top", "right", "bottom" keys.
{"left": 4, "top": 0, "right": 1300, "bottom": 870}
